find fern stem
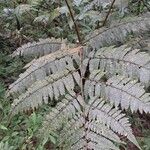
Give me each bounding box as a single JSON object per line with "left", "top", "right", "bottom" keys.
{"left": 64, "top": 0, "right": 82, "bottom": 44}
{"left": 102, "top": 0, "right": 116, "bottom": 27}
{"left": 64, "top": 0, "right": 84, "bottom": 99}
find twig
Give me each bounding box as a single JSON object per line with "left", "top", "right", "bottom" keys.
{"left": 102, "top": 0, "right": 116, "bottom": 27}
{"left": 64, "top": 0, "right": 82, "bottom": 44}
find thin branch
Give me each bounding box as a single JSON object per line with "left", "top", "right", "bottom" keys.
{"left": 102, "top": 0, "right": 116, "bottom": 27}
{"left": 64, "top": 0, "right": 82, "bottom": 44}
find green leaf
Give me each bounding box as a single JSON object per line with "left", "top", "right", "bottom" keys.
{"left": 49, "top": 134, "right": 57, "bottom": 145}
{"left": 0, "top": 125, "right": 8, "bottom": 130}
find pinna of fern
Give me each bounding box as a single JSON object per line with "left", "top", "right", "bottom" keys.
{"left": 11, "top": 38, "right": 67, "bottom": 57}
{"left": 7, "top": 12, "right": 150, "bottom": 150}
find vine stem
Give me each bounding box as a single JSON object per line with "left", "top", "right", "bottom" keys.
{"left": 64, "top": 0, "right": 82, "bottom": 44}
{"left": 102, "top": 0, "right": 116, "bottom": 26}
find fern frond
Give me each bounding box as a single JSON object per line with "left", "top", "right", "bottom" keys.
{"left": 33, "top": 14, "right": 50, "bottom": 24}
{"left": 85, "top": 15, "right": 150, "bottom": 49}
{"left": 42, "top": 95, "right": 140, "bottom": 149}
{"left": 98, "top": 0, "right": 128, "bottom": 7}
{"left": 88, "top": 97, "right": 140, "bottom": 149}
{"left": 7, "top": 47, "right": 81, "bottom": 96}
{"left": 11, "top": 38, "right": 67, "bottom": 57}
{"left": 82, "top": 0, "right": 128, "bottom": 12}
{"left": 87, "top": 45, "right": 150, "bottom": 87}
{"left": 7, "top": 11, "right": 150, "bottom": 149}
{"left": 15, "top": 4, "right": 33, "bottom": 16}
{"left": 34, "top": 8, "right": 60, "bottom": 24}
{"left": 9, "top": 66, "right": 80, "bottom": 117}
{"left": 85, "top": 71, "right": 150, "bottom": 113}
{"left": 106, "top": 76, "right": 150, "bottom": 113}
